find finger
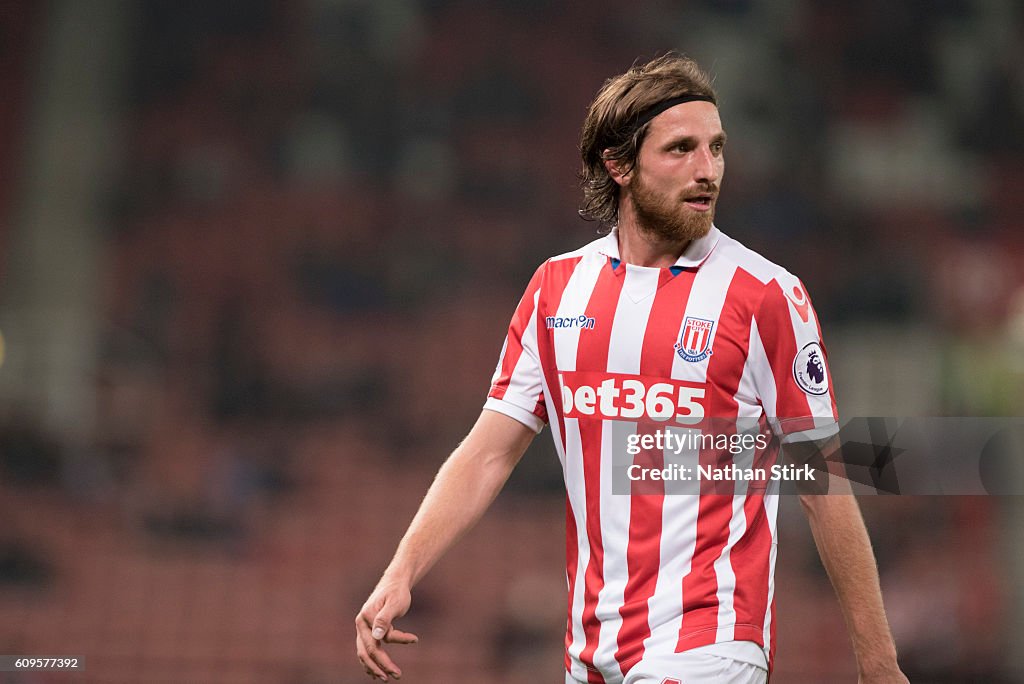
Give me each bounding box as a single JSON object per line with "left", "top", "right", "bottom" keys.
{"left": 356, "top": 636, "right": 388, "bottom": 681}
{"left": 371, "top": 608, "right": 397, "bottom": 641}
{"left": 357, "top": 619, "right": 403, "bottom": 680}
{"left": 366, "top": 640, "right": 402, "bottom": 680}
{"left": 356, "top": 614, "right": 397, "bottom": 680}
{"left": 383, "top": 629, "right": 418, "bottom": 645}
{"left": 373, "top": 589, "right": 413, "bottom": 637}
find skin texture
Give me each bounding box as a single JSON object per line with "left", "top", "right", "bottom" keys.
{"left": 607, "top": 100, "right": 724, "bottom": 267}
{"left": 788, "top": 438, "right": 909, "bottom": 684}
{"left": 355, "top": 410, "right": 535, "bottom": 680}
{"left": 356, "top": 99, "right": 908, "bottom": 683}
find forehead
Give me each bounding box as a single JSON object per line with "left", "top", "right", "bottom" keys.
{"left": 644, "top": 100, "right": 723, "bottom": 141}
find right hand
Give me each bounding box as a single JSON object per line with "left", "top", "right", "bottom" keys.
{"left": 355, "top": 578, "right": 418, "bottom": 681}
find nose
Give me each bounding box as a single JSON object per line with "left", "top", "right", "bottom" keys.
{"left": 693, "top": 145, "right": 720, "bottom": 185}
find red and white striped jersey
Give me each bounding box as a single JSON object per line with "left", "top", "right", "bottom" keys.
{"left": 485, "top": 225, "right": 838, "bottom": 682}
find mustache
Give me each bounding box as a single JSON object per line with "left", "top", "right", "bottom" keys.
{"left": 682, "top": 183, "right": 719, "bottom": 199}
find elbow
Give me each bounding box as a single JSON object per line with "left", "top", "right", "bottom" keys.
{"left": 798, "top": 492, "right": 819, "bottom": 519}
{"left": 798, "top": 488, "right": 835, "bottom": 521}
{"left": 450, "top": 440, "right": 521, "bottom": 483}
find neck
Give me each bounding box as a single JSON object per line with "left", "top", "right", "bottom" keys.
{"left": 615, "top": 204, "right": 691, "bottom": 268}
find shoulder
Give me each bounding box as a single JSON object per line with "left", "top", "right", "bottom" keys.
{"left": 529, "top": 233, "right": 608, "bottom": 283}
{"left": 712, "top": 230, "right": 824, "bottom": 333}
{"left": 711, "top": 229, "right": 804, "bottom": 293}
{"left": 547, "top": 233, "right": 607, "bottom": 265}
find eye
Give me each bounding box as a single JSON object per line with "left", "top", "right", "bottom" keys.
{"left": 711, "top": 141, "right": 725, "bottom": 154}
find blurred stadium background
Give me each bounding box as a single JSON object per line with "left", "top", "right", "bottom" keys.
{"left": 0, "top": 0, "right": 1022, "bottom": 682}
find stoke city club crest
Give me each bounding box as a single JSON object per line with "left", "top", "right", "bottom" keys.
{"left": 675, "top": 317, "right": 715, "bottom": 363}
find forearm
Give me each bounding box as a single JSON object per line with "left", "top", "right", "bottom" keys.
{"left": 801, "top": 491, "right": 900, "bottom": 676}
{"left": 382, "top": 410, "right": 534, "bottom": 588}
{"left": 384, "top": 449, "right": 510, "bottom": 586}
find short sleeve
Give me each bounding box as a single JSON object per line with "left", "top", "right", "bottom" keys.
{"left": 750, "top": 273, "right": 839, "bottom": 444}
{"left": 484, "top": 263, "right": 548, "bottom": 433}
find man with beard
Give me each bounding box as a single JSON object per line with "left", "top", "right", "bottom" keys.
{"left": 356, "top": 54, "right": 908, "bottom": 684}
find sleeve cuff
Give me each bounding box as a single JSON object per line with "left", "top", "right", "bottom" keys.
{"left": 483, "top": 397, "right": 545, "bottom": 434}
{"left": 778, "top": 420, "right": 840, "bottom": 444}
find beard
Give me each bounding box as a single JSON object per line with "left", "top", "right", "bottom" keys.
{"left": 630, "top": 171, "right": 716, "bottom": 244}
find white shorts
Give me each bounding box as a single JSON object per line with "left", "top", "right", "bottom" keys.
{"left": 566, "top": 650, "right": 767, "bottom": 684}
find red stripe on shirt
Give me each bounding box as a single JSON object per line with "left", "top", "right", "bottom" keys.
{"left": 756, "top": 279, "right": 814, "bottom": 430}
{"left": 729, "top": 482, "right": 773, "bottom": 645}
{"left": 677, "top": 268, "right": 762, "bottom": 651}
{"left": 530, "top": 256, "right": 586, "bottom": 669}
{"left": 614, "top": 267, "right": 695, "bottom": 673}
{"left": 565, "top": 495, "right": 579, "bottom": 673}
{"left": 805, "top": 281, "right": 839, "bottom": 420}
{"left": 535, "top": 257, "right": 583, "bottom": 452}
{"left": 573, "top": 260, "right": 626, "bottom": 681}
{"left": 490, "top": 263, "right": 547, "bottom": 412}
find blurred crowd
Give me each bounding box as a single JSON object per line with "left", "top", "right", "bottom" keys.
{"left": 1, "top": 0, "right": 1022, "bottom": 681}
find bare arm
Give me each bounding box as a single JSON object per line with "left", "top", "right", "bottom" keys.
{"left": 789, "top": 439, "right": 908, "bottom": 683}
{"left": 355, "top": 409, "right": 536, "bottom": 681}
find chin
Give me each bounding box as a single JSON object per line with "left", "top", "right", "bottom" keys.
{"left": 675, "top": 213, "right": 713, "bottom": 242}
{"left": 634, "top": 197, "right": 715, "bottom": 243}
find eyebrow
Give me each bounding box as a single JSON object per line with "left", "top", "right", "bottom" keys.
{"left": 664, "top": 131, "right": 728, "bottom": 149}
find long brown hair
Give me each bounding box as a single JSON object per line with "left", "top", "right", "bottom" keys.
{"left": 579, "top": 53, "right": 717, "bottom": 226}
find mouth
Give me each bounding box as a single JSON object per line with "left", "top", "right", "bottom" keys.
{"left": 683, "top": 194, "right": 715, "bottom": 212}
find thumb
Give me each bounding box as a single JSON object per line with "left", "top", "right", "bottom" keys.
{"left": 371, "top": 605, "right": 396, "bottom": 640}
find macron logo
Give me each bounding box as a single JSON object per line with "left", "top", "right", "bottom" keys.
{"left": 546, "top": 314, "right": 596, "bottom": 330}
{"left": 785, "top": 285, "right": 811, "bottom": 324}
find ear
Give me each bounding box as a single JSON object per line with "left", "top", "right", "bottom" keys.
{"left": 603, "top": 150, "right": 631, "bottom": 187}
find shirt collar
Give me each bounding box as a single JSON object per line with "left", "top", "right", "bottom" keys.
{"left": 598, "top": 224, "right": 721, "bottom": 269}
